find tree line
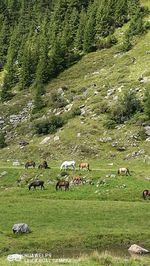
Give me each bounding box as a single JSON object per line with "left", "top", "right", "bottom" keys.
{"left": 0, "top": 0, "right": 147, "bottom": 103}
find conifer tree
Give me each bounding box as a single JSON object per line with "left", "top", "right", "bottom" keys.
{"left": 83, "top": 3, "right": 96, "bottom": 52}
{"left": 75, "top": 8, "right": 87, "bottom": 51}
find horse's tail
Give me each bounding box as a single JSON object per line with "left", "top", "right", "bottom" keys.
{"left": 56, "top": 182, "right": 58, "bottom": 191}
{"left": 143, "top": 190, "right": 147, "bottom": 200}
{"left": 117, "top": 169, "right": 120, "bottom": 175}
{"left": 42, "top": 181, "right": 45, "bottom": 189}
{"left": 87, "top": 164, "right": 90, "bottom": 171}
{"left": 127, "top": 168, "right": 131, "bottom": 176}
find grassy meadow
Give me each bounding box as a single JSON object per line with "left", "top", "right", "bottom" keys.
{"left": 0, "top": 159, "right": 150, "bottom": 260}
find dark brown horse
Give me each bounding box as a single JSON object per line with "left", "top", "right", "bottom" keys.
{"left": 28, "top": 180, "right": 45, "bottom": 190}
{"left": 38, "top": 160, "right": 50, "bottom": 169}
{"left": 143, "top": 189, "right": 150, "bottom": 200}
{"left": 25, "top": 161, "right": 36, "bottom": 169}
{"left": 56, "top": 180, "right": 69, "bottom": 191}
{"left": 79, "top": 162, "right": 90, "bottom": 171}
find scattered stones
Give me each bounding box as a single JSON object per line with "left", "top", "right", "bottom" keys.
{"left": 99, "top": 137, "right": 112, "bottom": 143}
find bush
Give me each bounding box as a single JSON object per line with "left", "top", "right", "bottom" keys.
{"left": 0, "top": 133, "right": 7, "bottom": 148}
{"left": 71, "top": 107, "right": 81, "bottom": 117}
{"left": 144, "top": 89, "right": 150, "bottom": 119}
{"left": 110, "top": 90, "right": 142, "bottom": 124}
{"left": 51, "top": 92, "right": 68, "bottom": 109}
{"left": 96, "top": 35, "right": 117, "bottom": 49}
{"left": 103, "top": 119, "right": 116, "bottom": 129}
{"left": 34, "top": 116, "right": 64, "bottom": 135}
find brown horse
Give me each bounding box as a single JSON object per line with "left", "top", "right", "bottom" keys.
{"left": 38, "top": 160, "right": 50, "bottom": 169}
{"left": 79, "top": 162, "right": 90, "bottom": 171}
{"left": 56, "top": 180, "right": 69, "bottom": 191}
{"left": 72, "top": 176, "right": 82, "bottom": 184}
{"left": 28, "top": 180, "right": 45, "bottom": 190}
{"left": 143, "top": 189, "right": 150, "bottom": 200}
{"left": 25, "top": 161, "right": 36, "bottom": 169}
{"left": 117, "top": 167, "right": 131, "bottom": 176}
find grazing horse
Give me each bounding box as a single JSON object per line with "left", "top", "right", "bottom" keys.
{"left": 60, "top": 160, "right": 76, "bottom": 170}
{"left": 56, "top": 180, "right": 69, "bottom": 191}
{"left": 143, "top": 189, "right": 150, "bottom": 200}
{"left": 79, "top": 162, "right": 90, "bottom": 171}
{"left": 25, "top": 161, "right": 36, "bottom": 169}
{"left": 28, "top": 180, "right": 45, "bottom": 190}
{"left": 72, "top": 176, "right": 82, "bottom": 184}
{"left": 118, "top": 167, "right": 131, "bottom": 176}
{"left": 38, "top": 160, "right": 49, "bottom": 169}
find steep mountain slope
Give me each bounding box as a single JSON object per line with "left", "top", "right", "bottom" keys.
{"left": 0, "top": 0, "right": 150, "bottom": 164}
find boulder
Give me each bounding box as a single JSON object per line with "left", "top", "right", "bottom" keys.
{"left": 12, "top": 223, "right": 30, "bottom": 234}
{"left": 128, "top": 244, "right": 149, "bottom": 254}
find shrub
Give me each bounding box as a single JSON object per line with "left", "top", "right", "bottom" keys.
{"left": 110, "top": 90, "right": 142, "bottom": 124}
{"left": 103, "top": 119, "right": 116, "bottom": 129}
{"left": 71, "top": 107, "right": 81, "bottom": 117}
{"left": 144, "top": 89, "right": 150, "bottom": 119}
{"left": 0, "top": 133, "right": 7, "bottom": 148}
{"left": 51, "top": 91, "right": 68, "bottom": 109}
{"left": 34, "top": 116, "right": 64, "bottom": 135}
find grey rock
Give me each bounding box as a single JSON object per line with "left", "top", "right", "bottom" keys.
{"left": 12, "top": 223, "right": 31, "bottom": 234}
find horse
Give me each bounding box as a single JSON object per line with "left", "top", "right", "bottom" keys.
{"left": 60, "top": 160, "right": 76, "bottom": 170}
{"left": 72, "top": 176, "right": 82, "bottom": 184}
{"left": 56, "top": 180, "right": 69, "bottom": 191}
{"left": 38, "top": 160, "right": 50, "bottom": 169}
{"left": 143, "top": 189, "right": 150, "bottom": 200}
{"left": 79, "top": 162, "right": 90, "bottom": 171}
{"left": 28, "top": 180, "right": 45, "bottom": 190}
{"left": 25, "top": 161, "right": 36, "bottom": 169}
{"left": 117, "top": 167, "right": 131, "bottom": 176}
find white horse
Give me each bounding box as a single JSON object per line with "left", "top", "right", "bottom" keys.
{"left": 118, "top": 167, "right": 131, "bottom": 176}
{"left": 60, "top": 160, "right": 76, "bottom": 170}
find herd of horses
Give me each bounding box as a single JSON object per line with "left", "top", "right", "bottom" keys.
{"left": 24, "top": 160, "right": 150, "bottom": 199}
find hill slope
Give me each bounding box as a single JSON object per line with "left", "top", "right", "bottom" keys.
{"left": 0, "top": 0, "right": 150, "bottom": 164}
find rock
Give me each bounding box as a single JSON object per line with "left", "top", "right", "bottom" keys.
{"left": 54, "top": 136, "right": 59, "bottom": 142}
{"left": 0, "top": 171, "right": 7, "bottom": 177}
{"left": 13, "top": 161, "right": 20, "bottom": 166}
{"left": 7, "top": 254, "right": 23, "bottom": 261}
{"left": 12, "top": 223, "right": 31, "bottom": 234}
{"left": 144, "top": 126, "right": 150, "bottom": 136}
{"left": 40, "top": 136, "right": 51, "bottom": 145}
{"left": 128, "top": 244, "right": 149, "bottom": 254}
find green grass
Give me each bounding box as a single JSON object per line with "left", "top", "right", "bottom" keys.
{"left": 0, "top": 162, "right": 149, "bottom": 257}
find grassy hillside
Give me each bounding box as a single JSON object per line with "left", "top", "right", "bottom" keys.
{"left": 0, "top": 1, "right": 150, "bottom": 162}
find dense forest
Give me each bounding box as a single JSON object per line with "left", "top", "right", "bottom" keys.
{"left": 0, "top": 0, "right": 147, "bottom": 103}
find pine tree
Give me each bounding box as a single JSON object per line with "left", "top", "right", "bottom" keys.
{"left": 83, "top": 3, "right": 96, "bottom": 52}
{"left": 75, "top": 8, "right": 87, "bottom": 51}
